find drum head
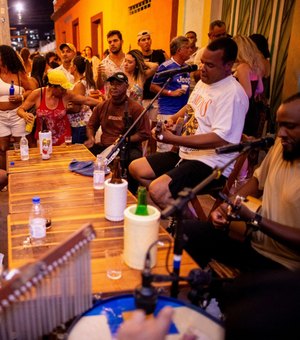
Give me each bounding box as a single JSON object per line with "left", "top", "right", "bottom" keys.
{"left": 68, "top": 294, "right": 224, "bottom": 339}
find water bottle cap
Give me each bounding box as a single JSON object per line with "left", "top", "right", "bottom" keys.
{"left": 32, "top": 196, "right": 40, "bottom": 204}
{"left": 10, "top": 161, "right": 15, "bottom": 166}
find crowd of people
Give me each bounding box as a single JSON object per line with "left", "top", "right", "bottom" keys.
{"left": 1, "top": 20, "right": 300, "bottom": 338}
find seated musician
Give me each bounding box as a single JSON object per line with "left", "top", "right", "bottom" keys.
{"left": 128, "top": 37, "right": 248, "bottom": 214}
{"left": 183, "top": 92, "right": 300, "bottom": 275}
{"left": 84, "top": 72, "right": 150, "bottom": 194}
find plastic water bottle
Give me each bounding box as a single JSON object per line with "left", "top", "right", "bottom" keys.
{"left": 93, "top": 155, "right": 105, "bottom": 189}
{"left": 20, "top": 135, "right": 29, "bottom": 160}
{"left": 29, "top": 196, "right": 46, "bottom": 245}
{"left": 9, "top": 81, "right": 15, "bottom": 95}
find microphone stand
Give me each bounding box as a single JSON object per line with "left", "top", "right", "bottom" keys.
{"left": 161, "top": 146, "right": 251, "bottom": 299}
{"left": 105, "top": 77, "right": 172, "bottom": 165}
{"left": 120, "top": 101, "right": 131, "bottom": 178}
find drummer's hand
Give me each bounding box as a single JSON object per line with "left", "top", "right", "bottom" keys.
{"left": 210, "top": 203, "right": 230, "bottom": 229}
{"left": 84, "top": 137, "right": 95, "bottom": 149}
{"left": 117, "top": 306, "right": 173, "bottom": 340}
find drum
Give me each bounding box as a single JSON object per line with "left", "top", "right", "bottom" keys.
{"left": 68, "top": 294, "right": 224, "bottom": 340}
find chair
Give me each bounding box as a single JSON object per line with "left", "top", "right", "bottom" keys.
{"left": 190, "top": 147, "right": 250, "bottom": 221}
{"left": 0, "top": 223, "right": 96, "bottom": 340}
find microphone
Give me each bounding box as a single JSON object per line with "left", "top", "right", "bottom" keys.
{"left": 134, "top": 249, "right": 158, "bottom": 314}
{"left": 215, "top": 136, "right": 274, "bottom": 154}
{"left": 156, "top": 64, "right": 197, "bottom": 78}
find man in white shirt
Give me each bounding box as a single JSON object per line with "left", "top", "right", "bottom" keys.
{"left": 96, "top": 30, "right": 125, "bottom": 90}
{"left": 129, "top": 37, "right": 248, "bottom": 210}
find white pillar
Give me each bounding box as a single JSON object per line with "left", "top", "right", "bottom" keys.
{"left": 0, "top": 0, "right": 11, "bottom": 45}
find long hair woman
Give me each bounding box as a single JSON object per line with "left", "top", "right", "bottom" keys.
{"left": 84, "top": 46, "right": 101, "bottom": 83}
{"left": 30, "top": 55, "right": 47, "bottom": 89}
{"left": 124, "top": 49, "right": 158, "bottom": 105}
{"left": 20, "top": 47, "right": 32, "bottom": 76}
{"left": 68, "top": 55, "right": 99, "bottom": 143}
{"left": 232, "top": 35, "right": 266, "bottom": 137}
{"left": 0, "top": 45, "right": 33, "bottom": 169}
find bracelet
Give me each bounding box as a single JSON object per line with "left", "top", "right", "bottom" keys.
{"left": 249, "top": 213, "right": 262, "bottom": 230}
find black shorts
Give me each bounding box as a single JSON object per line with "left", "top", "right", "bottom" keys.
{"left": 146, "top": 152, "right": 226, "bottom": 198}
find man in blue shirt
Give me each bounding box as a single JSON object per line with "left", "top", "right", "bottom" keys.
{"left": 150, "top": 36, "right": 192, "bottom": 152}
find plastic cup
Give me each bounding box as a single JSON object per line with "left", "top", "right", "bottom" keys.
{"left": 13, "top": 142, "right": 20, "bottom": 155}
{"left": 181, "top": 84, "right": 189, "bottom": 93}
{"left": 105, "top": 249, "right": 123, "bottom": 280}
{"left": 65, "top": 135, "right": 72, "bottom": 146}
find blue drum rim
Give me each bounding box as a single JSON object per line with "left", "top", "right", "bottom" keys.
{"left": 68, "top": 293, "right": 224, "bottom": 336}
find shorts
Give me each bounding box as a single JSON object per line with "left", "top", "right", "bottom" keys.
{"left": 0, "top": 108, "right": 26, "bottom": 137}
{"left": 147, "top": 151, "right": 226, "bottom": 198}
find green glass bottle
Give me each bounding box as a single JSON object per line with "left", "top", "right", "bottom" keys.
{"left": 135, "top": 186, "right": 149, "bottom": 216}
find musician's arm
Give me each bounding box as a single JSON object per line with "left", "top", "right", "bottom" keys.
{"left": 238, "top": 203, "right": 300, "bottom": 250}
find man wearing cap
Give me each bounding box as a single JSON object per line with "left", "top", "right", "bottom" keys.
{"left": 85, "top": 72, "right": 150, "bottom": 193}
{"left": 137, "top": 30, "right": 168, "bottom": 105}
{"left": 17, "top": 69, "right": 99, "bottom": 146}
{"left": 57, "top": 43, "right": 77, "bottom": 84}
{"left": 96, "top": 30, "right": 125, "bottom": 90}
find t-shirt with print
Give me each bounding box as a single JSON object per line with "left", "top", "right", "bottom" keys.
{"left": 101, "top": 55, "right": 125, "bottom": 79}
{"left": 151, "top": 58, "right": 190, "bottom": 115}
{"left": 179, "top": 75, "right": 249, "bottom": 178}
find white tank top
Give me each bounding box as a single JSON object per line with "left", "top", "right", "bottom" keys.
{"left": 0, "top": 77, "right": 24, "bottom": 102}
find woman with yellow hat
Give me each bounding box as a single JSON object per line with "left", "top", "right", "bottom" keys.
{"left": 17, "top": 69, "right": 100, "bottom": 145}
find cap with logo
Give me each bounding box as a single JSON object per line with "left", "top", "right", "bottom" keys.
{"left": 59, "top": 43, "right": 77, "bottom": 53}
{"left": 47, "top": 69, "right": 73, "bottom": 89}
{"left": 137, "top": 30, "right": 151, "bottom": 43}
{"left": 106, "top": 72, "right": 128, "bottom": 84}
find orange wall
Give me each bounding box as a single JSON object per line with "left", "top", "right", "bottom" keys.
{"left": 54, "top": 0, "right": 175, "bottom": 58}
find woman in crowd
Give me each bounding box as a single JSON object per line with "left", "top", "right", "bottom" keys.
{"left": 17, "top": 69, "right": 100, "bottom": 146}
{"left": 250, "top": 33, "right": 271, "bottom": 100}
{"left": 84, "top": 46, "right": 101, "bottom": 83}
{"left": 124, "top": 49, "right": 158, "bottom": 105}
{"left": 20, "top": 47, "right": 32, "bottom": 76}
{"left": 30, "top": 55, "right": 47, "bottom": 89}
{"left": 67, "top": 55, "right": 98, "bottom": 143}
{"left": 232, "top": 35, "right": 266, "bottom": 137}
{"left": 25, "top": 55, "right": 47, "bottom": 146}
{"left": 0, "top": 45, "right": 33, "bottom": 169}
{"left": 45, "top": 51, "right": 61, "bottom": 72}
